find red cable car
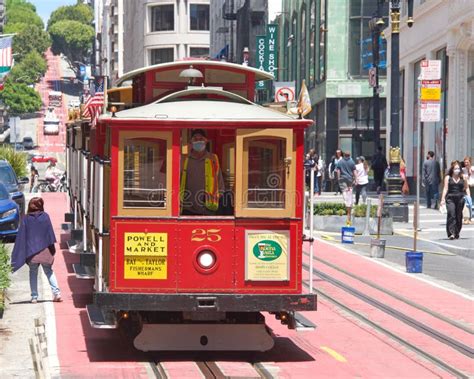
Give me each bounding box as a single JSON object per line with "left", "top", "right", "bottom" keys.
{"left": 66, "top": 61, "right": 316, "bottom": 351}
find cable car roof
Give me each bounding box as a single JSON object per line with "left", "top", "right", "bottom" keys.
{"left": 106, "top": 88, "right": 308, "bottom": 124}
{"left": 115, "top": 60, "right": 274, "bottom": 87}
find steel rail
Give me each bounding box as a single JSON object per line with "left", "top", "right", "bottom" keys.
{"left": 151, "top": 360, "right": 274, "bottom": 378}
{"left": 302, "top": 280, "right": 469, "bottom": 379}
{"left": 303, "top": 262, "right": 473, "bottom": 358}
{"left": 304, "top": 252, "right": 474, "bottom": 334}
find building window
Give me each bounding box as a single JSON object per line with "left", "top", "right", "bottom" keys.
{"left": 300, "top": 5, "right": 306, "bottom": 85}
{"left": 309, "top": 1, "right": 316, "bottom": 87}
{"left": 284, "top": 20, "right": 289, "bottom": 81}
{"left": 348, "top": 0, "right": 388, "bottom": 77}
{"left": 189, "top": 47, "right": 209, "bottom": 58}
{"left": 150, "top": 4, "right": 174, "bottom": 32}
{"left": 436, "top": 48, "right": 449, "bottom": 171}
{"left": 150, "top": 48, "right": 174, "bottom": 65}
{"left": 190, "top": 4, "right": 209, "bottom": 31}
{"left": 291, "top": 14, "right": 297, "bottom": 82}
{"left": 318, "top": 0, "right": 327, "bottom": 82}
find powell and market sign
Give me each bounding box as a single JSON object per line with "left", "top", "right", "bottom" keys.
{"left": 256, "top": 24, "right": 278, "bottom": 89}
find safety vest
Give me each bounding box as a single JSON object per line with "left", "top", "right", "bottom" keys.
{"left": 180, "top": 153, "right": 220, "bottom": 212}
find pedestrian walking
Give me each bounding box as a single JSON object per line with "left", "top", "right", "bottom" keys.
{"left": 462, "top": 156, "right": 473, "bottom": 224}
{"left": 336, "top": 151, "right": 356, "bottom": 225}
{"left": 11, "top": 197, "right": 62, "bottom": 303}
{"left": 400, "top": 158, "right": 410, "bottom": 195}
{"left": 304, "top": 152, "right": 316, "bottom": 193}
{"left": 30, "top": 167, "right": 39, "bottom": 193}
{"left": 371, "top": 146, "right": 388, "bottom": 194}
{"left": 440, "top": 161, "right": 470, "bottom": 240}
{"left": 422, "top": 151, "right": 441, "bottom": 209}
{"left": 355, "top": 156, "right": 369, "bottom": 205}
{"left": 314, "top": 153, "right": 324, "bottom": 196}
{"left": 332, "top": 150, "right": 343, "bottom": 195}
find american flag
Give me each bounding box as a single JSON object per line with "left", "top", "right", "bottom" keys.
{"left": 83, "top": 77, "right": 105, "bottom": 126}
{"left": 0, "top": 36, "right": 13, "bottom": 68}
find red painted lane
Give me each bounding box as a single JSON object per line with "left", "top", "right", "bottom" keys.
{"left": 43, "top": 193, "right": 148, "bottom": 378}
{"left": 309, "top": 256, "right": 472, "bottom": 347}
{"left": 304, "top": 239, "right": 473, "bottom": 325}
{"left": 261, "top": 302, "right": 447, "bottom": 378}
{"left": 36, "top": 49, "right": 66, "bottom": 154}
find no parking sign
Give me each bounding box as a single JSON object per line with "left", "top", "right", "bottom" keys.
{"left": 274, "top": 81, "right": 295, "bottom": 102}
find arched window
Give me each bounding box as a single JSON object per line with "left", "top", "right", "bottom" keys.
{"left": 309, "top": 1, "right": 316, "bottom": 87}
{"left": 300, "top": 4, "right": 307, "bottom": 85}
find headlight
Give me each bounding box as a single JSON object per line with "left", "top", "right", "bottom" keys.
{"left": 1, "top": 208, "right": 17, "bottom": 218}
{"left": 197, "top": 250, "right": 216, "bottom": 269}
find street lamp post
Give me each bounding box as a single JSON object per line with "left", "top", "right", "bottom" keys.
{"left": 386, "top": 0, "right": 413, "bottom": 193}
{"left": 368, "top": 1, "right": 385, "bottom": 152}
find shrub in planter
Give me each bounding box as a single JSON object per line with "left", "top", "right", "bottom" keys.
{"left": 0, "top": 242, "right": 11, "bottom": 316}
{"left": 314, "top": 202, "right": 390, "bottom": 218}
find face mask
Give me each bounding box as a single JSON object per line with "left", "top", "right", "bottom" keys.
{"left": 192, "top": 141, "right": 206, "bottom": 152}
{"left": 453, "top": 168, "right": 461, "bottom": 175}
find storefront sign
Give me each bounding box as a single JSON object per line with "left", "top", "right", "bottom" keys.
{"left": 266, "top": 24, "right": 278, "bottom": 79}
{"left": 124, "top": 232, "right": 167, "bottom": 279}
{"left": 420, "top": 102, "right": 441, "bottom": 122}
{"left": 256, "top": 35, "right": 266, "bottom": 89}
{"left": 420, "top": 80, "right": 441, "bottom": 101}
{"left": 245, "top": 231, "right": 289, "bottom": 281}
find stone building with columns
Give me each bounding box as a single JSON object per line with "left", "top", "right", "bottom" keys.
{"left": 387, "top": 0, "right": 474, "bottom": 178}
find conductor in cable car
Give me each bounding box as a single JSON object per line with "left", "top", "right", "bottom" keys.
{"left": 180, "top": 129, "right": 225, "bottom": 215}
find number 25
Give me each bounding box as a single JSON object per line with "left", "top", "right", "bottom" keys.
{"left": 191, "top": 229, "right": 222, "bottom": 242}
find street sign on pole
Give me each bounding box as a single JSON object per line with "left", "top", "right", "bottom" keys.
{"left": 368, "top": 67, "right": 377, "bottom": 87}
{"left": 420, "top": 102, "right": 441, "bottom": 122}
{"left": 420, "top": 80, "right": 441, "bottom": 101}
{"left": 420, "top": 60, "right": 441, "bottom": 80}
{"left": 274, "top": 81, "right": 295, "bottom": 102}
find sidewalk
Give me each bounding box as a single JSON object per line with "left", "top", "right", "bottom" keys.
{"left": 312, "top": 191, "right": 474, "bottom": 259}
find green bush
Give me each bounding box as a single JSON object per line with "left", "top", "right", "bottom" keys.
{"left": 0, "top": 242, "right": 11, "bottom": 308}
{"left": 0, "top": 145, "right": 28, "bottom": 178}
{"left": 313, "top": 202, "right": 389, "bottom": 217}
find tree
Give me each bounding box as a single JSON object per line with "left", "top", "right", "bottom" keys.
{"left": 0, "top": 79, "right": 42, "bottom": 115}
{"left": 5, "top": 6, "right": 43, "bottom": 29}
{"left": 47, "top": 3, "right": 93, "bottom": 30}
{"left": 3, "top": 23, "right": 50, "bottom": 62}
{"left": 49, "top": 20, "right": 94, "bottom": 74}
{"left": 5, "top": 0, "right": 35, "bottom": 13}
{"left": 8, "top": 51, "right": 47, "bottom": 85}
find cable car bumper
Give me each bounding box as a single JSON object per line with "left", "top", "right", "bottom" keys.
{"left": 93, "top": 292, "right": 317, "bottom": 312}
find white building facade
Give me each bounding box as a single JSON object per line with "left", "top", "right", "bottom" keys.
{"left": 97, "top": 0, "right": 210, "bottom": 84}
{"left": 388, "top": 0, "right": 474, "bottom": 177}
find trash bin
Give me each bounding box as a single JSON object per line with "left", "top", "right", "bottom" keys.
{"left": 370, "top": 239, "right": 386, "bottom": 258}
{"left": 405, "top": 251, "right": 423, "bottom": 273}
{"left": 341, "top": 226, "right": 355, "bottom": 244}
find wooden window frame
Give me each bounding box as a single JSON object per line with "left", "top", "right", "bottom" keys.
{"left": 117, "top": 130, "right": 173, "bottom": 217}
{"left": 235, "top": 129, "right": 296, "bottom": 218}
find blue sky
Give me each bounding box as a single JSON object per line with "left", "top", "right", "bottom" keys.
{"left": 30, "top": 0, "right": 77, "bottom": 24}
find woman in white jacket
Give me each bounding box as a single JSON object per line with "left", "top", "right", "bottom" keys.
{"left": 355, "top": 156, "right": 369, "bottom": 205}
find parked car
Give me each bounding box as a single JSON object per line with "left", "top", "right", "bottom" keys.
{"left": 31, "top": 155, "right": 57, "bottom": 164}
{"left": 0, "top": 160, "right": 28, "bottom": 215}
{"left": 0, "top": 182, "right": 20, "bottom": 239}
{"left": 12, "top": 143, "right": 24, "bottom": 151}
{"left": 22, "top": 136, "right": 35, "bottom": 150}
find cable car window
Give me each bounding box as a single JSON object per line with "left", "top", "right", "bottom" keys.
{"left": 118, "top": 131, "right": 173, "bottom": 217}
{"left": 123, "top": 138, "right": 167, "bottom": 208}
{"left": 247, "top": 138, "right": 286, "bottom": 209}
{"left": 236, "top": 129, "right": 295, "bottom": 218}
